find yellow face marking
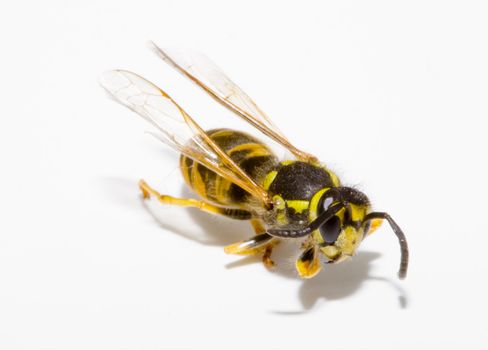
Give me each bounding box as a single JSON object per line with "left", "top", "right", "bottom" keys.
{"left": 320, "top": 225, "right": 363, "bottom": 262}
{"left": 320, "top": 245, "right": 340, "bottom": 260}
{"left": 312, "top": 230, "right": 324, "bottom": 244}
{"left": 335, "top": 226, "right": 362, "bottom": 256}
{"left": 349, "top": 203, "right": 368, "bottom": 222}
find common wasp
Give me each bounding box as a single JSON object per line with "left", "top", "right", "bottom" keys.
{"left": 101, "top": 43, "right": 409, "bottom": 279}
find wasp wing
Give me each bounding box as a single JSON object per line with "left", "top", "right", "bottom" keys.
{"left": 149, "top": 43, "right": 317, "bottom": 163}
{"left": 100, "top": 70, "right": 271, "bottom": 204}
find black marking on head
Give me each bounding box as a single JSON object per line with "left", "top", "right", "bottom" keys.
{"left": 269, "top": 162, "right": 334, "bottom": 200}
{"left": 362, "top": 221, "right": 371, "bottom": 240}
{"left": 315, "top": 187, "right": 369, "bottom": 245}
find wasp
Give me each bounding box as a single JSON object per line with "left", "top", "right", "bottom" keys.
{"left": 101, "top": 43, "right": 409, "bottom": 279}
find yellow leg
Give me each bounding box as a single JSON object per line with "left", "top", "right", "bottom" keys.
{"left": 296, "top": 245, "right": 322, "bottom": 279}
{"left": 262, "top": 245, "right": 276, "bottom": 269}
{"left": 224, "top": 219, "right": 279, "bottom": 270}
{"left": 224, "top": 233, "right": 274, "bottom": 255}
{"left": 139, "top": 180, "right": 251, "bottom": 219}
{"left": 250, "top": 219, "right": 266, "bottom": 234}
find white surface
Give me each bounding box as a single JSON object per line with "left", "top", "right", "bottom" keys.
{"left": 1, "top": 1, "right": 487, "bottom": 349}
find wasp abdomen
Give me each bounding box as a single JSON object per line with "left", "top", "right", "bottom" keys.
{"left": 180, "top": 128, "right": 278, "bottom": 207}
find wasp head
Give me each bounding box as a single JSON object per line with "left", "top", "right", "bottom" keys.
{"left": 293, "top": 186, "right": 372, "bottom": 278}
{"left": 268, "top": 186, "right": 408, "bottom": 280}
{"left": 313, "top": 187, "right": 371, "bottom": 262}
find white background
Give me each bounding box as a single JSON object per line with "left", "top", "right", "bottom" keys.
{"left": 1, "top": 1, "right": 487, "bottom": 349}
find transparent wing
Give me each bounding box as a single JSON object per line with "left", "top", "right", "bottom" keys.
{"left": 149, "top": 42, "right": 317, "bottom": 163}
{"left": 100, "top": 70, "right": 271, "bottom": 204}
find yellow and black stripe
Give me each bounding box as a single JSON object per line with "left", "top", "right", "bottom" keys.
{"left": 180, "top": 129, "right": 344, "bottom": 228}
{"left": 180, "top": 128, "right": 278, "bottom": 207}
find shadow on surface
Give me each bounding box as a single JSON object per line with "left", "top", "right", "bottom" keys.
{"left": 99, "top": 176, "right": 142, "bottom": 209}
{"left": 102, "top": 178, "right": 407, "bottom": 309}
{"left": 146, "top": 196, "right": 408, "bottom": 309}
{"left": 276, "top": 251, "right": 407, "bottom": 312}
{"left": 141, "top": 196, "right": 251, "bottom": 246}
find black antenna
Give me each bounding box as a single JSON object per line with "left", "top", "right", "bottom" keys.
{"left": 364, "top": 212, "right": 409, "bottom": 279}
{"left": 267, "top": 203, "right": 346, "bottom": 238}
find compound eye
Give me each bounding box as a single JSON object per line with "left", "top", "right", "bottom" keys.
{"left": 320, "top": 216, "right": 342, "bottom": 244}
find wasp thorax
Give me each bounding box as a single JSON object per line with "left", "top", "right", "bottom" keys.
{"left": 103, "top": 45, "right": 409, "bottom": 280}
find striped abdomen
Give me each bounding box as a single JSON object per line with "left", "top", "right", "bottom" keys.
{"left": 180, "top": 128, "right": 279, "bottom": 207}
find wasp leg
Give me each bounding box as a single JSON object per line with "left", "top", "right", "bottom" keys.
{"left": 296, "top": 245, "right": 321, "bottom": 279}
{"left": 250, "top": 219, "right": 266, "bottom": 234}
{"left": 250, "top": 219, "right": 279, "bottom": 268}
{"left": 225, "top": 221, "right": 280, "bottom": 270}
{"left": 224, "top": 233, "right": 274, "bottom": 255}
{"left": 139, "top": 179, "right": 252, "bottom": 220}
{"left": 262, "top": 245, "right": 277, "bottom": 269}
{"left": 224, "top": 233, "right": 279, "bottom": 269}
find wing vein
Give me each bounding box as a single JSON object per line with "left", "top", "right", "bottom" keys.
{"left": 149, "top": 42, "right": 317, "bottom": 163}
{"left": 100, "top": 69, "right": 271, "bottom": 204}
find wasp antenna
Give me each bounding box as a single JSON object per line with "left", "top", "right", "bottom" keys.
{"left": 365, "top": 212, "right": 409, "bottom": 279}
{"left": 267, "top": 203, "right": 346, "bottom": 238}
